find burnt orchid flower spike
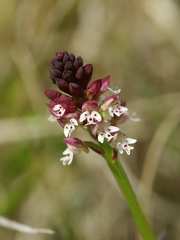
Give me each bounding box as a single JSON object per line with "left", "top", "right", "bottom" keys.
{"left": 49, "top": 51, "right": 93, "bottom": 97}
{"left": 45, "top": 51, "right": 158, "bottom": 240}
{"left": 46, "top": 50, "right": 137, "bottom": 164}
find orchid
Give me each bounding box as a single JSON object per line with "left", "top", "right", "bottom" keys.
{"left": 64, "top": 118, "right": 78, "bottom": 137}
{"left": 44, "top": 50, "right": 138, "bottom": 164}
{"left": 100, "top": 94, "right": 128, "bottom": 118}
{"left": 44, "top": 51, "right": 157, "bottom": 240}
{"left": 45, "top": 52, "right": 136, "bottom": 162}
{"left": 61, "top": 137, "right": 89, "bottom": 164}
{"left": 79, "top": 101, "right": 102, "bottom": 125}
{"left": 92, "top": 120, "right": 119, "bottom": 143}
{"left": 115, "top": 137, "right": 137, "bottom": 155}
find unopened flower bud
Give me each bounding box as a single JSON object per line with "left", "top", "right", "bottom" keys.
{"left": 63, "top": 137, "right": 89, "bottom": 154}
{"left": 87, "top": 75, "right": 110, "bottom": 100}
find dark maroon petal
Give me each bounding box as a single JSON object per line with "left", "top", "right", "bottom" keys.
{"left": 69, "top": 83, "right": 84, "bottom": 97}
{"left": 55, "top": 78, "right": 69, "bottom": 92}
{"left": 69, "top": 53, "right": 75, "bottom": 62}
{"left": 84, "top": 64, "right": 93, "bottom": 75}
{"left": 64, "top": 61, "right": 75, "bottom": 71}
{"left": 63, "top": 53, "right": 70, "bottom": 63}
{"left": 51, "top": 58, "right": 56, "bottom": 66}
{"left": 50, "top": 69, "right": 62, "bottom": 78}
{"left": 54, "top": 61, "right": 64, "bottom": 70}
{"left": 62, "top": 70, "right": 73, "bottom": 81}
{"left": 49, "top": 71, "right": 56, "bottom": 83}
{"left": 56, "top": 52, "right": 64, "bottom": 61}
{"left": 75, "top": 66, "right": 85, "bottom": 80}
{"left": 81, "top": 64, "right": 93, "bottom": 89}
{"left": 44, "top": 89, "right": 62, "bottom": 100}
{"left": 73, "top": 56, "right": 83, "bottom": 69}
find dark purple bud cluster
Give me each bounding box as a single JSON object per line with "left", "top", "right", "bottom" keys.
{"left": 50, "top": 51, "right": 93, "bottom": 98}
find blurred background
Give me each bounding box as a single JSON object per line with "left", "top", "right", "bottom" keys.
{"left": 0, "top": 0, "right": 180, "bottom": 239}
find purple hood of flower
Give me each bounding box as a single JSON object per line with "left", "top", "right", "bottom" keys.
{"left": 87, "top": 75, "right": 110, "bottom": 100}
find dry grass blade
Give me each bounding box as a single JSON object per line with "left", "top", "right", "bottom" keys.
{"left": 0, "top": 216, "right": 54, "bottom": 234}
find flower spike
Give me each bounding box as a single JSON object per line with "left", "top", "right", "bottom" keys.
{"left": 45, "top": 50, "right": 137, "bottom": 165}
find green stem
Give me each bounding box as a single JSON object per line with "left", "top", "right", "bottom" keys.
{"left": 104, "top": 151, "right": 156, "bottom": 240}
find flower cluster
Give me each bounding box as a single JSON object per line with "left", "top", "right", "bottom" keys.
{"left": 45, "top": 51, "right": 137, "bottom": 165}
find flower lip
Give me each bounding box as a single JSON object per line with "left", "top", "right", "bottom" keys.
{"left": 47, "top": 102, "right": 65, "bottom": 119}
{"left": 64, "top": 118, "right": 78, "bottom": 137}
{"left": 116, "top": 138, "right": 137, "bottom": 155}
{"left": 80, "top": 101, "right": 102, "bottom": 125}
{"left": 60, "top": 148, "right": 74, "bottom": 165}
{"left": 79, "top": 110, "right": 102, "bottom": 126}
{"left": 109, "top": 104, "right": 128, "bottom": 117}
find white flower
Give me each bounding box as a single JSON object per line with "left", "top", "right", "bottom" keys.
{"left": 48, "top": 104, "right": 66, "bottom": 122}
{"left": 79, "top": 110, "right": 102, "bottom": 125}
{"left": 64, "top": 118, "right": 78, "bottom": 137}
{"left": 52, "top": 104, "right": 65, "bottom": 117}
{"left": 109, "top": 104, "right": 128, "bottom": 117}
{"left": 116, "top": 138, "right": 137, "bottom": 155}
{"left": 60, "top": 148, "right": 74, "bottom": 165}
{"left": 98, "top": 126, "right": 119, "bottom": 143}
